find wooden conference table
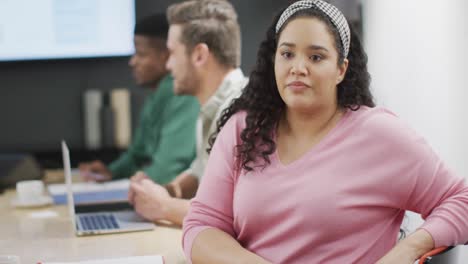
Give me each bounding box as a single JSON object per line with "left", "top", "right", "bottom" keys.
{"left": 0, "top": 171, "right": 186, "bottom": 264}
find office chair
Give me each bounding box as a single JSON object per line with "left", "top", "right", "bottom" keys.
{"left": 420, "top": 242, "right": 468, "bottom": 264}
{"left": 419, "top": 246, "right": 456, "bottom": 263}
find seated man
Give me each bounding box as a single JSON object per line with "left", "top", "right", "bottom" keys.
{"left": 79, "top": 13, "right": 199, "bottom": 184}
{"left": 128, "top": 0, "right": 247, "bottom": 226}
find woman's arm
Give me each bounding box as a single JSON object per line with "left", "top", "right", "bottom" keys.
{"left": 368, "top": 112, "right": 468, "bottom": 260}
{"left": 191, "top": 228, "right": 271, "bottom": 264}
{"left": 377, "top": 229, "right": 434, "bottom": 264}
{"left": 183, "top": 112, "right": 263, "bottom": 263}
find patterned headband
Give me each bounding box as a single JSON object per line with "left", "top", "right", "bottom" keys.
{"left": 275, "top": 0, "right": 351, "bottom": 58}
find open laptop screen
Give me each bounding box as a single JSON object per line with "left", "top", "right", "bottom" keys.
{"left": 61, "top": 140, "right": 76, "bottom": 228}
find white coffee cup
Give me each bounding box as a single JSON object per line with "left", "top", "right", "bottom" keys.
{"left": 16, "top": 180, "right": 44, "bottom": 204}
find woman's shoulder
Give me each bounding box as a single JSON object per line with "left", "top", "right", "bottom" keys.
{"left": 348, "top": 105, "right": 396, "bottom": 120}
{"left": 214, "top": 111, "right": 248, "bottom": 142}
{"left": 346, "top": 106, "right": 400, "bottom": 129}
{"left": 222, "top": 111, "right": 248, "bottom": 131}
{"left": 349, "top": 106, "right": 427, "bottom": 149}
{"left": 211, "top": 111, "right": 247, "bottom": 154}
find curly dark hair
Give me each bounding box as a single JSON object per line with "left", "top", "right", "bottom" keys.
{"left": 208, "top": 6, "right": 374, "bottom": 171}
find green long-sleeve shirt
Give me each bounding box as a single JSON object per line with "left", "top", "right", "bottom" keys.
{"left": 109, "top": 75, "right": 199, "bottom": 184}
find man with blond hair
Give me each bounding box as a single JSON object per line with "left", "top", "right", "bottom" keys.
{"left": 128, "top": 0, "right": 247, "bottom": 225}
{"left": 79, "top": 13, "right": 198, "bottom": 184}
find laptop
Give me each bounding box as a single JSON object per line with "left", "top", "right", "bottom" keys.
{"left": 61, "top": 141, "right": 155, "bottom": 236}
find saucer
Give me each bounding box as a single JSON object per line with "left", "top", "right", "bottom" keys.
{"left": 11, "top": 195, "right": 53, "bottom": 208}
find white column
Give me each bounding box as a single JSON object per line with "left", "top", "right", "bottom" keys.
{"left": 361, "top": 0, "right": 468, "bottom": 262}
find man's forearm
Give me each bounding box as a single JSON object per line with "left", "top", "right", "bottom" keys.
{"left": 163, "top": 197, "right": 191, "bottom": 226}
{"left": 161, "top": 173, "right": 199, "bottom": 225}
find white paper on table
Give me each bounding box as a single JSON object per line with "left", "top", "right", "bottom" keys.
{"left": 40, "top": 255, "right": 164, "bottom": 264}
{"left": 47, "top": 179, "right": 130, "bottom": 196}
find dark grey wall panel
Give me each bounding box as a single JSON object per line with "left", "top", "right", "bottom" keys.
{"left": 0, "top": 57, "right": 138, "bottom": 152}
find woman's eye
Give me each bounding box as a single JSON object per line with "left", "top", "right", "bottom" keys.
{"left": 281, "top": 51, "right": 293, "bottom": 59}
{"left": 310, "top": 55, "right": 322, "bottom": 62}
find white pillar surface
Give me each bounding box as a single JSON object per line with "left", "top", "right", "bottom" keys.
{"left": 361, "top": 0, "right": 468, "bottom": 262}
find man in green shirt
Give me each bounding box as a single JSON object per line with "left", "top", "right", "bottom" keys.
{"left": 79, "top": 13, "right": 199, "bottom": 184}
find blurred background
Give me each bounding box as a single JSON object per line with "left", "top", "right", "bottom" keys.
{"left": 0, "top": 0, "right": 362, "bottom": 157}
{"left": 0, "top": 0, "right": 467, "bottom": 261}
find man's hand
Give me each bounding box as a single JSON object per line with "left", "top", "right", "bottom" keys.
{"left": 165, "top": 172, "right": 199, "bottom": 199}
{"left": 129, "top": 176, "right": 171, "bottom": 222}
{"left": 78, "top": 160, "right": 112, "bottom": 182}
{"left": 128, "top": 171, "right": 150, "bottom": 203}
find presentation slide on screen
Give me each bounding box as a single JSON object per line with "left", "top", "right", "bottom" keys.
{"left": 0, "top": 0, "right": 134, "bottom": 61}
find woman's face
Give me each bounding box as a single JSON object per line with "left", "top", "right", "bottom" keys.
{"left": 274, "top": 17, "right": 348, "bottom": 113}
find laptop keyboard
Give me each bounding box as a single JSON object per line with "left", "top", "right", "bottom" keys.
{"left": 79, "top": 214, "right": 120, "bottom": 231}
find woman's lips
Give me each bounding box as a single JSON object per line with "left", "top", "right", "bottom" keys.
{"left": 287, "top": 81, "right": 310, "bottom": 92}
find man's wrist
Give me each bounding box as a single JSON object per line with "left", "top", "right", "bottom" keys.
{"left": 165, "top": 183, "right": 182, "bottom": 198}
{"left": 161, "top": 196, "right": 179, "bottom": 223}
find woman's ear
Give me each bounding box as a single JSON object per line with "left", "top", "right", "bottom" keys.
{"left": 191, "top": 43, "right": 210, "bottom": 67}
{"left": 336, "top": 58, "right": 349, "bottom": 84}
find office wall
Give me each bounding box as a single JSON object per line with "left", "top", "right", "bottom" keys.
{"left": 0, "top": 0, "right": 286, "bottom": 152}
{"left": 362, "top": 0, "right": 468, "bottom": 262}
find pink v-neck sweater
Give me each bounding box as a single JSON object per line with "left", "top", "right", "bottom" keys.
{"left": 183, "top": 107, "right": 468, "bottom": 263}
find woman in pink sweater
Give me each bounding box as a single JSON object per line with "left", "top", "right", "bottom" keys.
{"left": 182, "top": 0, "right": 468, "bottom": 263}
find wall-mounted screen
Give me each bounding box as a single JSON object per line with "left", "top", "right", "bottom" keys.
{"left": 0, "top": 0, "right": 135, "bottom": 61}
